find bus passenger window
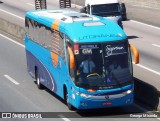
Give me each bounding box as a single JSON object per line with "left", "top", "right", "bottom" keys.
{"left": 45, "top": 29, "right": 53, "bottom": 49}
{"left": 25, "top": 18, "right": 29, "bottom": 37}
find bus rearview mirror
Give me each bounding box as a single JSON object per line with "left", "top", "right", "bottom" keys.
{"left": 67, "top": 46, "right": 75, "bottom": 69}
{"left": 130, "top": 44, "right": 139, "bottom": 64}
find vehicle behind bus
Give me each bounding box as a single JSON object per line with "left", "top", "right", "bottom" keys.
{"left": 80, "top": 0, "right": 124, "bottom": 28}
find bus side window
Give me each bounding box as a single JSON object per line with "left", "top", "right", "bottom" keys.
{"left": 26, "top": 18, "right": 54, "bottom": 50}
{"left": 28, "top": 19, "right": 32, "bottom": 39}
{"left": 31, "top": 19, "right": 35, "bottom": 41}
{"left": 45, "top": 28, "right": 53, "bottom": 49}
{"left": 51, "top": 29, "right": 59, "bottom": 54}
{"left": 39, "top": 25, "right": 46, "bottom": 45}
{"left": 50, "top": 30, "right": 65, "bottom": 62}
{"left": 25, "top": 17, "right": 29, "bottom": 37}
{"left": 34, "top": 21, "right": 39, "bottom": 43}
{"left": 59, "top": 32, "right": 65, "bottom": 61}
{"left": 27, "top": 18, "right": 40, "bottom": 44}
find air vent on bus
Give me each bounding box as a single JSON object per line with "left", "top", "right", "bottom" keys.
{"left": 61, "top": 17, "right": 67, "bottom": 21}
{"left": 48, "top": 11, "right": 63, "bottom": 13}
{"left": 83, "top": 22, "right": 105, "bottom": 26}
{"left": 71, "top": 15, "right": 93, "bottom": 22}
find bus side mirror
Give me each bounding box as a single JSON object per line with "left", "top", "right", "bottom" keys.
{"left": 120, "top": 3, "right": 126, "bottom": 12}
{"left": 67, "top": 46, "right": 75, "bottom": 69}
{"left": 87, "top": 4, "right": 90, "bottom": 14}
{"left": 80, "top": 7, "right": 87, "bottom": 13}
{"left": 130, "top": 44, "right": 139, "bottom": 64}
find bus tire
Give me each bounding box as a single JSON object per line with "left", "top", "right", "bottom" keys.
{"left": 64, "top": 87, "right": 74, "bottom": 110}
{"left": 35, "top": 68, "right": 43, "bottom": 89}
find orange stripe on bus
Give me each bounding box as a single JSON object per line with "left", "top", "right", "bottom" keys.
{"left": 51, "top": 20, "right": 60, "bottom": 31}
{"left": 51, "top": 52, "right": 58, "bottom": 67}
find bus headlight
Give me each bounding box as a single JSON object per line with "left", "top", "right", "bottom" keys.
{"left": 126, "top": 89, "right": 132, "bottom": 94}
{"left": 74, "top": 89, "right": 92, "bottom": 98}
{"left": 80, "top": 93, "right": 92, "bottom": 98}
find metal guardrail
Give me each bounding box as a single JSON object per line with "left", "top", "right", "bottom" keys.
{"left": 35, "top": 0, "right": 47, "bottom": 10}
{"left": 59, "top": 0, "right": 71, "bottom": 8}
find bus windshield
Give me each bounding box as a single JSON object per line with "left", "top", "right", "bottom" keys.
{"left": 74, "top": 41, "right": 133, "bottom": 90}
{"left": 91, "top": 3, "right": 121, "bottom": 17}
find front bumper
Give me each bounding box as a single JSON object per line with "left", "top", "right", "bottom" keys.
{"left": 75, "top": 92, "right": 133, "bottom": 109}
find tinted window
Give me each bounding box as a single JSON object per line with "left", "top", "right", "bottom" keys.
{"left": 25, "top": 17, "right": 65, "bottom": 61}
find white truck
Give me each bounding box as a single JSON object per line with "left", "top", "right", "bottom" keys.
{"left": 80, "top": 0, "right": 125, "bottom": 28}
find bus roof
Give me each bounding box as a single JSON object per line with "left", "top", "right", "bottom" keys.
{"left": 25, "top": 9, "right": 127, "bottom": 43}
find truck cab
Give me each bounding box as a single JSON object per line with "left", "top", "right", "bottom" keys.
{"left": 80, "top": 0, "right": 123, "bottom": 28}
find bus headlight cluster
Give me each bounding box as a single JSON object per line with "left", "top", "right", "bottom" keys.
{"left": 80, "top": 93, "right": 92, "bottom": 98}
{"left": 74, "top": 89, "right": 92, "bottom": 98}
{"left": 126, "top": 89, "right": 132, "bottom": 94}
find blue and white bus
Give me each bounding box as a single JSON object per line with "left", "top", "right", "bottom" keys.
{"left": 24, "top": 9, "right": 139, "bottom": 110}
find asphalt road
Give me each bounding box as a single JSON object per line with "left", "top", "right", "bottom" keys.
{"left": 123, "top": 21, "right": 160, "bottom": 88}
{"left": 0, "top": 0, "right": 160, "bottom": 120}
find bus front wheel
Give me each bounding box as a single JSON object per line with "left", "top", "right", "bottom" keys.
{"left": 64, "top": 88, "right": 74, "bottom": 110}
{"left": 35, "top": 68, "right": 43, "bottom": 89}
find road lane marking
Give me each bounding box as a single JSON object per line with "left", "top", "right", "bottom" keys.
{"left": 0, "top": 9, "right": 24, "bottom": 21}
{"left": 152, "top": 44, "right": 160, "bottom": 48}
{"left": 58, "top": 115, "right": 71, "bottom": 121}
{"left": 130, "top": 20, "right": 160, "bottom": 30}
{"left": 4, "top": 75, "right": 20, "bottom": 85}
{"left": 26, "top": 3, "right": 34, "bottom": 7}
{"left": 0, "top": 34, "right": 24, "bottom": 48}
{"left": 134, "top": 63, "right": 160, "bottom": 76}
